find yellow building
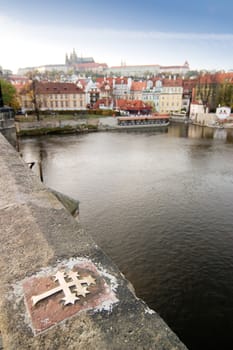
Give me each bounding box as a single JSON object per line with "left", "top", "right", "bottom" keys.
{"left": 159, "top": 79, "right": 183, "bottom": 114}
{"left": 20, "top": 82, "right": 86, "bottom": 111}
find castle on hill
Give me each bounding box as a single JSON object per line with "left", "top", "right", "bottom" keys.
{"left": 65, "top": 49, "right": 95, "bottom": 65}
{"left": 17, "top": 48, "right": 189, "bottom": 76}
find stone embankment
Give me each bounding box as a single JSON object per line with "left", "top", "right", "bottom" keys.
{"left": 0, "top": 132, "right": 187, "bottom": 350}
{"left": 191, "top": 113, "right": 233, "bottom": 128}
{"left": 15, "top": 118, "right": 100, "bottom": 136}
{"left": 15, "top": 116, "right": 119, "bottom": 136}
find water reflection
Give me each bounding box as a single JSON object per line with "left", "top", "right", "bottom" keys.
{"left": 168, "top": 124, "right": 189, "bottom": 137}
{"left": 18, "top": 125, "right": 233, "bottom": 350}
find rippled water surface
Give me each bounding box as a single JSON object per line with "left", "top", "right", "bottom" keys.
{"left": 18, "top": 124, "right": 233, "bottom": 350}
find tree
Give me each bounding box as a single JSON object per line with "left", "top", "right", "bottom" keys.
{"left": 31, "top": 79, "right": 41, "bottom": 121}
{"left": 22, "top": 73, "right": 41, "bottom": 121}
{"left": 216, "top": 83, "right": 233, "bottom": 109}
{"left": 0, "top": 79, "right": 20, "bottom": 110}
{"left": 146, "top": 100, "right": 156, "bottom": 112}
{"left": 184, "top": 70, "right": 199, "bottom": 79}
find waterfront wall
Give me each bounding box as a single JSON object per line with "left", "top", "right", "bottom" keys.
{"left": 0, "top": 132, "right": 188, "bottom": 349}
{"left": 0, "top": 119, "right": 14, "bottom": 130}
{"left": 15, "top": 117, "right": 119, "bottom": 136}
{"left": 15, "top": 118, "right": 100, "bottom": 136}
{"left": 190, "top": 113, "right": 217, "bottom": 126}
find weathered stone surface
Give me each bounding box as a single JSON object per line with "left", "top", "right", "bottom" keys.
{"left": 0, "top": 132, "right": 188, "bottom": 349}
{"left": 49, "top": 188, "right": 79, "bottom": 217}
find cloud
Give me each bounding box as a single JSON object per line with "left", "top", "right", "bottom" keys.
{"left": 53, "top": 25, "right": 233, "bottom": 41}
{"left": 1, "top": 13, "right": 233, "bottom": 72}
{"left": 123, "top": 31, "right": 233, "bottom": 41}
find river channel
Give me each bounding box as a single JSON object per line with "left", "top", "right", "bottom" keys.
{"left": 15, "top": 124, "right": 233, "bottom": 350}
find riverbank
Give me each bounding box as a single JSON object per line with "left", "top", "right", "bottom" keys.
{"left": 15, "top": 118, "right": 99, "bottom": 136}
{"left": 15, "top": 113, "right": 233, "bottom": 137}
{"left": 15, "top": 115, "right": 172, "bottom": 136}
{"left": 190, "top": 112, "right": 233, "bottom": 129}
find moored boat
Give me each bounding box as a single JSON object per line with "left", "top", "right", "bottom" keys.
{"left": 116, "top": 114, "right": 170, "bottom": 128}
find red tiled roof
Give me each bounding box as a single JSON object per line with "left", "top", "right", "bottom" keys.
{"left": 196, "top": 72, "right": 233, "bottom": 84}
{"left": 162, "top": 78, "right": 183, "bottom": 87}
{"left": 116, "top": 99, "right": 152, "bottom": 111}
{"left": 131, "top": 81, "right": 147, "bottom": 91}
{"left": 95, "top": 77, "right": 115, "bottom": 88}
{"left": 114, "top": 77, "right": 128, "bottom": 84}
{"left": 35, "top": 82, "right": 85, "bottom": 94}
{"left": 93, "top": 98, "right": 113, "bottom": 109}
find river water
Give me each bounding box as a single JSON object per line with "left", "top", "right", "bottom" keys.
{"left": 16, "top": 124, "right": 233, "bottom": 350}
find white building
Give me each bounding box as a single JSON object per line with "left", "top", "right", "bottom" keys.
{"left": 216, "top": 106, "right": 231, "bottom": 119}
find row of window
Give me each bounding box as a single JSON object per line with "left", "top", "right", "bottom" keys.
{"left": 23, "top": 101, "right": 83, "bottom": 108}
{"left": 48, "top": 101, "right": 83, "bottom": 108}
{"left": 161, "top": 102, "right": 180, "bottom": 107}
{"left": 163, "top": 88, "right": 182, "bottom": 93}
{"left": 160, "top": 95, "right": 182, "bottom": 100}
{"left": 41, "top": 94, "right": 84, "bottom": 99}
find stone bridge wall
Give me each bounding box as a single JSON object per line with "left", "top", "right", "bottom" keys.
{"left": 0, "top": 132, "right": 187, "bottom": 350}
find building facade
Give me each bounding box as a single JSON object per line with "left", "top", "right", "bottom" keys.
{"left": 159, "top": 79, "right": 183, "bottom": 114}
{"left": 20, "top": 82, "right": 86, "bottom": 111}
{"left": 107, "top": 61, "right": 189, "bottom": 77}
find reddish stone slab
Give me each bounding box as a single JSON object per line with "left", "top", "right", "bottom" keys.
{"left": 23, "top": 260, "right": 117, "bottom": 334}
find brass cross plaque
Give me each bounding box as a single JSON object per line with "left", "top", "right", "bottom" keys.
{"left": 32, "top": 270, "right": 96, "bottom": 306}
{"left": 22, "top": 259, "right": 118, "bottom": 334}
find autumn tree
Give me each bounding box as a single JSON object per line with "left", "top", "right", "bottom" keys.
{"left": 20, "top": 76, "right": 42, "bottom": 121}
{"left": 0, "top": 79, "right": 20, "bottom": 110}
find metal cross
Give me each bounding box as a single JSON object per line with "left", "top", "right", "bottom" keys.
{"left": 31, "top": 270, "right": 96, "bottom": 306}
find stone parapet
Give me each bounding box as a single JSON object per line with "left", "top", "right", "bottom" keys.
{"left": 0, "top": 132, "right": 187, "bottom": 349}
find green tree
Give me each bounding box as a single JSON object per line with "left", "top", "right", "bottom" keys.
{"left": 216, "top": 83, "right": 233, "bottom": 109}
{"left": 0, "top": 79, "right": 20, "bottom": 110}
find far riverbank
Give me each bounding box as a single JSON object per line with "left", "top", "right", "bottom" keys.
{"left": 15, "top": 114, "right": 118, "bottom": 136}
{"left": 15, "top": 113, "right": 233, "bottom": 137}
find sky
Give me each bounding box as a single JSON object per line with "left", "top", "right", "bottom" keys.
{"left": 1, "top": 0, "right": 233, "bottom": 73}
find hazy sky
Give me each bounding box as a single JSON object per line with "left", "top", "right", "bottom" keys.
{"left": 1, "top": 0, "right": 233, "bottom": 73}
